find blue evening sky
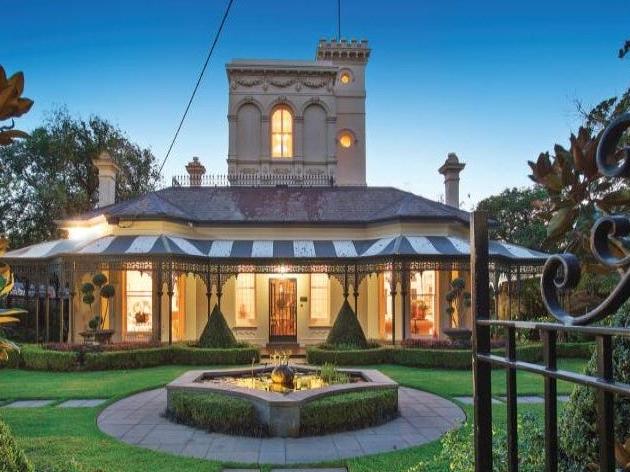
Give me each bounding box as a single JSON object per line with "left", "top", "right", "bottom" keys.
{"left": 4, "top": 0, "right": 628, "bottom": 206}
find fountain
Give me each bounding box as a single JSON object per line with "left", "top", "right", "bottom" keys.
{"left": 166, "top": 355, "right": 398, "bottom": 437}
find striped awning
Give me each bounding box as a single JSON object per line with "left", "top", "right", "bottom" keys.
{"left": 2, "top": 234, "right": 548, "bottom": 263}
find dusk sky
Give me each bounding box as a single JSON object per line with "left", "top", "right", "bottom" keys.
{"left": 5, "top": 0, "right": 628, "bottom": 206}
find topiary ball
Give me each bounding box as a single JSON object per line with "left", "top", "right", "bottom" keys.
{"left": 81, "top": 282, "right": 95, "bottom": 294}
{"left": 82, "top": 293, "right": 95, "bottom": 305}
{"left": 100, "top": 284, "right": 115, "bottom": 298}
{"left": 92, "top": 273, "right": 108, "bottom": 287}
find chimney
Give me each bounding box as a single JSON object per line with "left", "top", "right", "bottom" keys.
{"left": 92, "top": 151, "right": 120, "bottom": 208}
{"left": 438, "top": 152, "right": 466, "bottom": 208}
{"left": 185, "top": 157, "right": 206, "bottom": 186}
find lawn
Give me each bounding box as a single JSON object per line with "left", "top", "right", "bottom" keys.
{"left": 0, "top": 359, "right": 587, "bottom": 472}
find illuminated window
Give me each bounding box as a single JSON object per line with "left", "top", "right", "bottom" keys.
{"left": 410, "top": 271, "right": 436, "bottom": 337}
{"left": 271, "top": 106, "right": 293, "bottom": 158}
{"left": 339, "top": 132, "right": 353, "bottom": 148}
{"left": 235, "top": 273, "right": 256, "bottom": 327}
{"left": 310, "top": 274, "right": 329, "bottom": 326}
{"left": 125, "top": 271, "right": 152, "bottom": 333}
{"left": 340, "top": 71, "right": 352, "bottom": 84}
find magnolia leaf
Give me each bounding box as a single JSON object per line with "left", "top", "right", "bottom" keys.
{"left": 597, "top": 189, "right": 630, "bottom": 211}
{"left": 8, "top": 71, "right": 25, "bottom": 96}
{"left": 0, "top": 317, "right": 20, "bottom": 324}
{"left": 0, "top": 308, "right": 27, "bottom": 316}
{"left": 0, "top": 66, "right": 7, "bottom": 87}
{"left": 547, "top": 207, "right": 573, "bottom": 239}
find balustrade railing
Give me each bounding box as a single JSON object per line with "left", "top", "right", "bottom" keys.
{"left": 167, "top": 172, "right": 335, "bottom": 188}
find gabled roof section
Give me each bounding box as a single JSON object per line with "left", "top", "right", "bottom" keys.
{"left": 65, "top": 186, "right": 472, "bottom": 226}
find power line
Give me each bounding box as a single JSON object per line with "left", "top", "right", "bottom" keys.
{"left": 158, "top": 0, "right": 236, "bottom": 176}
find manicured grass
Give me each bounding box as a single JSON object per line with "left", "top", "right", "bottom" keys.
{"left": 0, "top": 365, "right": 212, "bottom": 400}
{"left": 0, "top": 359, "right": 587, "bottom": 471}
{"left": 374, "top": 357, "right": 586, "bottom": 397}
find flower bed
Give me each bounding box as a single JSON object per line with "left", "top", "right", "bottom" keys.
{"left": 8, "top": 344, "right": 260, "bottom": 371}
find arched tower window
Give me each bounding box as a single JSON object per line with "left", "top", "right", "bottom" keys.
{"left": 271, "top": 105, "right": 293, "bottom": 158}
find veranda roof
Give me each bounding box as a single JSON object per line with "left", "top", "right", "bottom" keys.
{"left": 2, "top": 234, "right": 548, "bottom": 263}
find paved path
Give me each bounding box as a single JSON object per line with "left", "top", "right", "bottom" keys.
{"left": 97, "top": 387, "right": 465, "bottom": 465}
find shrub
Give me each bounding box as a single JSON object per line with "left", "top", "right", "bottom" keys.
{"left": 559, "top": 305, "right": 630, "bottom": 468}
{"left": 306, "top": 346, "right": 392, "bottom": 365}
{"left": 166, "top": 390, "right": 266, "bottom": 436}
{"left": 429, "top": 413, "right": 548, "bottom": 472}
{"left": 300, "top": 388, "right": 398, "bottom": 435}
{"left": 171, "top": 345, "right": 259, "bottom": 365}
{"left": 43, "top": 341, "right": 162, "bottom": 352}
{"left": 19, "top": 345, "right": 77, "bottom": 371}
{"left": 0, "top": 419, "right": 33, "bottom": 472}
{"left": 325, "top": 300, "right": 368, "bottom": 349}
{"left": 82, "top": 347, "right": 172, "bottom": 370}
{"left": 198, "top": 305, "right": 238, "bottom": 348}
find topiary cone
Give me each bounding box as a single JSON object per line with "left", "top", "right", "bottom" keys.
{"left": 198, "top": 304, "right": 238, "bottom": 348}
{"left": 325, "top": 299, "right": 368, "bottom": 349}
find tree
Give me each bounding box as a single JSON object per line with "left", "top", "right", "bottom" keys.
{"left": 476, "top": 186, "right": 549, "bottom": 251}
{"left": 0, "top": 64, "right": 32, "bottom": 360}
{"left": 0, "top": 108, "right": 160, "bottom": 248}
{"left": 528, "top": 87, "right": 630, "bottom": 266}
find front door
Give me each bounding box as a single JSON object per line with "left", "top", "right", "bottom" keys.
{"left": 269, "top": 278, "right": 297, "bottom": 343}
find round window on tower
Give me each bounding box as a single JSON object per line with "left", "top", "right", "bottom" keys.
{"left": 339, "top": 71, "right": 352, "bottom": 85}
{"left": 338, "top": 132, "right": 354, "bottom": 149}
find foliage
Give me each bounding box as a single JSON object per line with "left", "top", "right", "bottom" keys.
{"left": 198, "top": 304, "right": 238, "bottom": 348}
{"left": 319, "top": 362, "right": 349, "bottom": 384}
{"left": 0, "top": 107, "right": 160, "bottom": 248}
{"left": 166, "top": 391, "right": 267, "bottom": 437}
{"left": 0, "top": 240, "right": 26, "bottom": 363}
{"left": 300, "top": 388, "right": 398, "bottom": 436}
{"left": 445, "top": 278, "right": 471, "bottom": 328}
{"left": 528, "top": 87, "right": 630, "bottom": 266}
{"left": 80, "top": 273, "right": 114, "bottom": 331}
{"left": 307, "top": 342, "right": 593, "bottom": 369}
{"left": 325, "top": 299, "right": 368, "bottom": 349}
{"left": 422, "top": 413, "right": 546, "bottom": 472}
{"left": 476, "top": 186, "right": 550, "bottom": 251}
{"left": 8, "top": 343, "right": 259, "bottom": 371}
{"left": 0, "top": 419, "right": 33, "bottom": 472}
{"left": 559, "top": 304, "right": 630, "bottom": 468}
{"left": 0, "top": 66, "right": 33, "bottom": 146}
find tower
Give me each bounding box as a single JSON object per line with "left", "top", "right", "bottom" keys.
{"left": 317, "top": 39, "right": 370, "bottom": 186}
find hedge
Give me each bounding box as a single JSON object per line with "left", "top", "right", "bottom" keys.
{"left": 300, "top": 387, "right": 398, "bottom": 436}
{"left": 306, "top": 342, "right": 594, "bottom": 369}
{"left": 8, "top": 344, "right": 260, "bottom": 371}
{"left": 0, "top": 420, "right": 33, "bottom": 472}
{"left": 166, "top": 390, "right": 266, "bottom": 436}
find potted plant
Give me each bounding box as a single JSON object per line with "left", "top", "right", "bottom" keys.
{"left": 443, "top": 277, "right": 472, "bottom": 347}
{"left": 79, "top": 273, "right": 115, "bottom": 344}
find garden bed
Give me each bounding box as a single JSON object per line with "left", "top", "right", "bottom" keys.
{"left": 306, "top": 342, "right": 594, "bottom": 369}
{"left": 6, "top": 344, "right": 260, "bottom": 371}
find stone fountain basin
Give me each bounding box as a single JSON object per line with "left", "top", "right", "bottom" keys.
{"left": 166, "top": 365, "right": 398, "bottom": 437}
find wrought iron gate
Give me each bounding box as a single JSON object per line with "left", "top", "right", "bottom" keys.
{"left": 472, "top": 113, "right": 630, "bottom": 471}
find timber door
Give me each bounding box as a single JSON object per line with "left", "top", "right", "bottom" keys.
{"left": 269, "top": 278, "right": 297, "bottom": 343}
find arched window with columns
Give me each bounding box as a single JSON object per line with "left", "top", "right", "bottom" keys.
{"left": 271, "top": 105, "right": 293, "bottom": 158}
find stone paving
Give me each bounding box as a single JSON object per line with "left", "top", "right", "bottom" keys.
{"left": 98, "top": 387, "right": 465, "bottom": 465}
{"left": 3, "top": 400, "right": 56, "bottom": 408}
{"left": 455, "top": 395, "right": 571, "bottom": 405}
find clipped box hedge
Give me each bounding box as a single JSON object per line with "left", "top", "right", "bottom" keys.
{"left": 166, "top": 390, "right": 267, "bottom": 436}
{"left": 10, "top": 344, "right": 260, "bottom": 371}
{"left": 306, "top": 342, "right": 594, "bottom": 369}
{"left": 300, "top": 387, "right": 399, "bottom": 436}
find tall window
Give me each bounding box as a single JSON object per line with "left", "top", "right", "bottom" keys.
{"left": 271, "top": 106, "right": 293, "bottom": 158}
{"left": 235, "top": 273, "right": 256, "bottom": 327}
{"left": 381, "top": 272, "right": 393, "bottom": 338}
{"left": 410, "top": 271, "right": 436, "bottom": 336}
{"left": 310, "top": 274, "right": 329, "bottom": 326}
{"left": 125, "top": 271, "right": 152, "bottom": 334}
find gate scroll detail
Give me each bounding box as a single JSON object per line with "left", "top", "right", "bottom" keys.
{"left": 472, "top": 113, "right": 630, "bottom": 472}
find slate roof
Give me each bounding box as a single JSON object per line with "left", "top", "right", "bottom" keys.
{"left": 72, "top": 186, "right": 472, "bottom": 226}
